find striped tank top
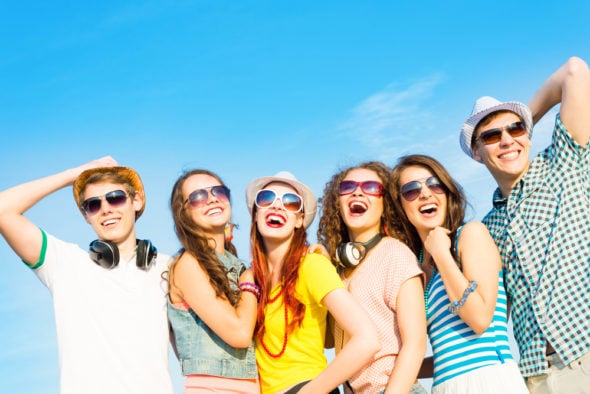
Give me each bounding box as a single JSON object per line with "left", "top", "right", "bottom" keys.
{"left": 426, "top": 258, "right": 513, "bottom": 386}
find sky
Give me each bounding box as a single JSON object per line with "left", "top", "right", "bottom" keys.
{"left": 1, "top": 1, "right": 589, "bottom": 393}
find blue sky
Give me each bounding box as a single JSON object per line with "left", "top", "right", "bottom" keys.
{"left": 1, "top": 1, "right": 589, "bottom": 392}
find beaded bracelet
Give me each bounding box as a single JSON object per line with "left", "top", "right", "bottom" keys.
{"left": 448, "top": 280, "right": 477, "bottom": 315}
{"left": 239, "top": 282, "right": 261, "bottom": 302}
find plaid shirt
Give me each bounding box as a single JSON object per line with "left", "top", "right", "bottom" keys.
{"left": 482, "top": 114, "right": 590, "bottom": 377}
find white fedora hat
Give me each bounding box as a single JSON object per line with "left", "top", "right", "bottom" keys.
{"left": 460, "top": 96, "right": 532, "bottom": 159}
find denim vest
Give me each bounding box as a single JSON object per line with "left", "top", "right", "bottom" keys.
{"left": 168, "top": 251, "right": 258, "bottom": 379}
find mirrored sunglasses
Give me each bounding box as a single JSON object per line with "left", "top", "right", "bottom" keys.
{"left": 185, "top": 185, "right": 230, "bottom": 209}
{"left": 255, "top": 189, "right": 303, "bottom": 213}
{"left": 338, "top": 180, "right": 384, "bottom": 197}
{"left": 82, "top": 189, "right": 129, "bottom": 215}
{"left": 476, "top": 121, "right": 527, "bottom": 145}
{"left": 400, "top": 176, "right": 445, "bottom": 201}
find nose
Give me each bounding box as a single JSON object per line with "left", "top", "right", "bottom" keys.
{"left": 270, "top": 197, "right": 282, "bottom": 209}
{"left": 418, "top": 184, "right": 432, "bottom": 199}
{"left": 498, "top": 129, "right": 515, "bottom": 146}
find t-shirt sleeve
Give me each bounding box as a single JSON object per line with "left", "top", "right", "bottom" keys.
{"left": 298, "top": 252, "right": 345, "bottom": 306}
{"left": 383, "top": 239, "right": 424, "bottom": 310}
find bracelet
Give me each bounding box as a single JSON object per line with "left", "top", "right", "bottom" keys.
{"left": 239, "top": 282, "right": 261, "bottom": 302}
{"left": 448, "top": 280, "right": 477, "bottom": 315}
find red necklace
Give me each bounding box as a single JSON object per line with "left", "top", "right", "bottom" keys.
{"left": 259, "top": 287, "right": 289, "bottom": 358}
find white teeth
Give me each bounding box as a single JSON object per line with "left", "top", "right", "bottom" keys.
{"left": 420, "top": 204, "right": 437, "bottom": 214}
{"left": 208, "top": 208, "right": 222, "bottom": 216}
{"left": 499, "top": 151, "right": 518, "bottom": 159}
{"left": 103, "top": 219, "right": 118, "bottom": 226}
{"left": 267, "top": 214, "right": 285, "bottom": 225}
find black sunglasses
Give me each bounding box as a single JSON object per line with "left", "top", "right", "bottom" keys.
{"left": 185, "top": 185, "right": 230, "bottom": 209}
{"left": 400, "top": 177, "right": 445, "bottom": 201}
{"left": 476, "top": 121, "right": 527, "bottom": 145}
{"left": 338, "top": 180, "right": 384, "bottom": 197}
{"left": 82, "top": 190, "right": 130, "bottom": 215}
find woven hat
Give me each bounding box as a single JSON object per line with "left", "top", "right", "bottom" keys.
{"left": 245, "top": 171, "right": 317, "bottom": 229}
{"left": 460, "top": 96, "right": 532, "bottom": 159}
{"left": 73, "top": 166, "right": 145, "bottom": 219}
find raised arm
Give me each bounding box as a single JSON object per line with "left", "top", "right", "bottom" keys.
{"left": 528, "top": 56, "right": 590, "bottom": 146}
{"left": 425, "top": 221, "right": 500, "bottom": 333}
{"left": 0, "top": 156, "right": 118, "bottom": 265}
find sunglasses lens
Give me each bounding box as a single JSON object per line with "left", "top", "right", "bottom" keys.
{"left": 338, "top": 180, "right": 357, "bottom": 196}
{"left": 187, "top": 189, "right": 209, "bottom": 207}
{"left": 479, "top": 122, "right": 527, "bottom": 145}
{"left": 507, "top": 122, "right": 527, "bottom": 138}
{"left": 211, "top": 185, "right": 230, "bottom": 201}
{"left": 426, "top": 177, "right": 445, "bottom": 194}
{"left": 82, "top": 190, "right": 128, "bottom": 214}
{"left": 255, "top": 189, "right": 276, "bottom": 208}
{"left": 361, "top": 181, "right": 384, "bottom": 196}
{"left": 400, "top": 181, "right": 422, "bottom": 201}
{"left": 282, "top": 193, "right": 303, "bottom": 212}
{"left": 82, "top": 198, "right": 102, "bottom": 214}
{"left": 105, "top": 190, "right": 128, "bottom": 207}
{"left": 479, "top": 130, "right": 502, "bottom": 145}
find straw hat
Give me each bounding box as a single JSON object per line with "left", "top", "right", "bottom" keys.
{"left": 73, "top": 166, "right": 145, "bottom": 219}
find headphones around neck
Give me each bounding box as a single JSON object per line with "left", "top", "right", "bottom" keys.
{"left": 89, "top": 239, "right": 157, "bottom": 270}
{"left": 336, "top": 233, "right": 383, "bottom": 269}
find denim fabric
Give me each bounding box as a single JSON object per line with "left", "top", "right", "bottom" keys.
{"left": 168, "top": 251, "right": 257, "bottom": 379}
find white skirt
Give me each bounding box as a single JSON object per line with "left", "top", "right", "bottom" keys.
{"left": 432, "top": 360, "right": 529, "bottom": 394}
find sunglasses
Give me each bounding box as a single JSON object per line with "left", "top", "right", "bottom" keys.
{"left": 82, "top": 189, "right": 130, "bottom": 215}
{"left": 338, "top": 180, "right": 384, "bottom": 197}
{"left": 400, "top": 176, "right": 445, "bottom": 201}
{"left": 476, "top": 121, "right": 527, "bottom": 145}
{"left": 185, "top": 185, "right": 231, "bottom": 208}
{"left": 255, "top": 189, "right": 303, "bottom": 213}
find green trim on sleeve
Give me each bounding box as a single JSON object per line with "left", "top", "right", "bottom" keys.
{"left": 24, "top": 228, "right": 47, "bottom": 270}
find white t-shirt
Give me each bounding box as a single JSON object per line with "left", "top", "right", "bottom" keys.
{"left": 33, "top": 231, "right": 174, "bottom": 394}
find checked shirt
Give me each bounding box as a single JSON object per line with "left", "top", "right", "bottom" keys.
{"left": 482, "top": 114, "right": 590, "bottom": 378}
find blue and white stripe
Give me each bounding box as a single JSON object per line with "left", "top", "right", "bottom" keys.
{"left": 428, "top": 270, "right": 513, "bottom": 386}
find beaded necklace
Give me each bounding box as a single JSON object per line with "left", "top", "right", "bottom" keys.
{"left": 258, "top": 286, "right": 289, "bottom": 358}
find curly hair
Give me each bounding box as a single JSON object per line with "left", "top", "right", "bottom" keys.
{"left": 317, "top": 161, "right": 401, "bottom": 266}
{"left": 250, "top": 206, "right": 308, "bottom": 338}
{"left": 389, "top": 154, "right": 466, "bottom": 260}
{"left": 168, "top": 169, "right": 239, "bottom": 306}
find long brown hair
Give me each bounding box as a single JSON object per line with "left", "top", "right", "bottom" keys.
{"left": 168, "top": 169, "right": 239, "bottom": 305}
{"left": 250, "top": 207, "right": 308, "bottom": 338}
{"left": 317, "top": 161, "right": 401, "bottom": 265}
{"left": 389, "top": 154, "right": 466, "bottom": 259}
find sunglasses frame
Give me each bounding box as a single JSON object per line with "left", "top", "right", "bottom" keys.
{"left": 476, "top": 121, "right": 527, "bottom": 145}
{"left": 254, "top": 189, "right": 303, "bottom": 213}
{"left": 81, "top": 189, "right": 130, "bottom": 215}
{"left": 338, "top": 180, "right": 384, "bottom": 197}
{"left": 400, "top": 176, "right": 445, "bottom": 202}
{"left": 184, "top": 185, "right": 231, "bottom": 209}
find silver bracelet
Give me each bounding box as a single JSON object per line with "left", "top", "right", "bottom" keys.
{"left": 448, "top": 280, "right": 477, "bottom": 315}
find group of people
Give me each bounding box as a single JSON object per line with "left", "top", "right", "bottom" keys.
{"left": 0, "top": 56, "right": 588, "bottom": 394}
